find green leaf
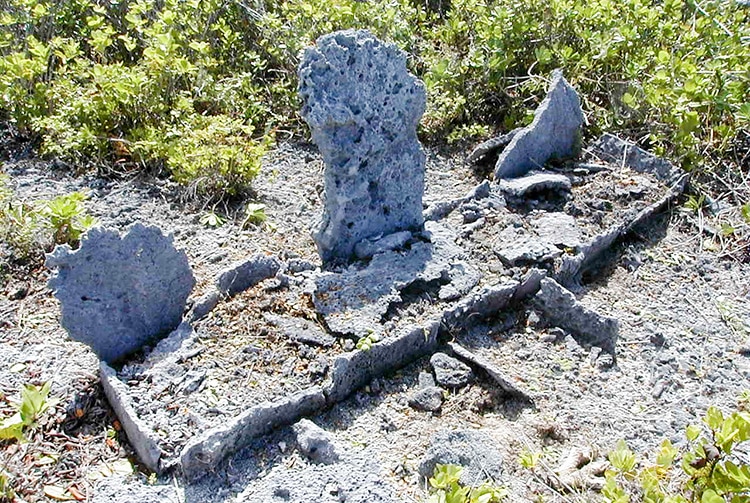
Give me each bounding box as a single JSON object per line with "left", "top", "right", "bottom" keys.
{"left": 701, "top": 489, "right": 724, "bottom": 503}
{"left": 705, "top": 407, "right": 725, "bottom": 431}
{"left": 656, "top": 439, "right": 678, "bottom": 467}
{"left": 687, "top": 424, "right": 702, "bottom": 442}
{"left": 0, "top": 413, "right": 25, "bottom": 442}
{"left": 609, "top": 439, "right": 637, "bottom": 473}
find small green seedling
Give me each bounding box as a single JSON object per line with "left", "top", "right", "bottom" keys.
{"left": 242, "top": 203, "right": 267, "bottom": 228}
{"left": 427, "top": 464, "right": 507, "bottom": 503}
{"left": 0, "top": 382, "right": 56, "bottom": 442}
{"left": 199, "top": 211, "right": 225, "bottom": 227}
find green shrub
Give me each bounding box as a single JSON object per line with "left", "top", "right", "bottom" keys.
{"left": 603, "top": 401, "right": 750, "bottom": 502}
{"left": 0, "top": 0, "right": 747, "bottom": 189}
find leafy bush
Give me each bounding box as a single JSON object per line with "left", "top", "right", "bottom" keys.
{"left": 603, "top": 403, "right": 750, "bottom": 502}
{"left": 0, "top": 174, "right": 96, "bottom": 261}
{"left": 0, "top": 0, "right": 747, "bottom": 190}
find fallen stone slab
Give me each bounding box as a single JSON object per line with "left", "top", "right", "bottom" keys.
{"left": 447, "top": 342, "right": 533, "bottom": 402}
{"left": 430, "top": 352, "right": 473, "bottom": 388}
{"left": 497, "top": 172, "right": 572, "bottom": 201}
{"left": 418, "top": 429, "right": 504, "bottom": 486}
{"left": 494, "top": 226, "right": 563, "bottom": 266}
{"left": 293, "top": 419, "right": 340, "bottom": 464}
{"left": 180, "top": 386, "right": 327, "bottom": 480}
{"left": 466, "top": 128, "right": 523, "bottom": 165}
{"left": 46, "top": 224, "right": 195, "bottom": 363}
{"left": 495, "top": 69, "right": 584, "bottom": 179}
{"left": 313, "top": 221, "right": 474, "bottom": 338}
{"left": 424, "top": 180, "right": 494, "bottom": 222}
{"left": 533, "top": 212, "right": 582, "bottom": 249}
{"left": 534, "top": 278, "right": 618, "bottom": 353}
{"left": 215, "top": 254, "right": 281, "bottom": 297}
{"left": 264, "top": 313, "right": 336, "bottom": 348}
{"left": 299, "top": 29, "right": 427, "bottom": 263}
{"left": 187, "top": 289, "right": 219, "bottom": 322}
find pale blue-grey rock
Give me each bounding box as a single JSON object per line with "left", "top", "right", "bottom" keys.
{"left": 430, "top": 352, "right": 474, "bottom": 388}
{"left": 46, "top": 224, "right": 194, "bottom": 363}
{"left": 292, "top": 419, "right": 340, "bottom": 464}
{"left": 312, "top": 222, "right": 476, "bottom": 338}
{"left": 495, "top": 69, "right": 583, "bottom": 179}
{"left": 497, "top": 171, "right": 572, "bottom": 201}
{"left": 215, "top": 254, "right": 281, "bottom": 297}
{"left": 534, "top": 278, "right": 619, "bottom": 353}
{"left": 418, "top": 429, "right": 504, "bottom": 486}
{"left": 298, "top": 29, "right": 427, "bottom": 263}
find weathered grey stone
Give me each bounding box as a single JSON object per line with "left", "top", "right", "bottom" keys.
{"left": 495, "top": 69, "right": 583, "bottom": 179}
{"left": 497, "top": 172, "right": 571, "bottom": 200}
{"left": 293, "top": 419, "right": 340, "bottom": 464}
{"left": 430, "top": 352, "right": 473, "bottom": 388}
{"left": 408, "top": 386, "right": 444, "bottom": 412}
{"left": 418, "top": 370, "right": 436, "bottom": 388}
{"left": 442, "top": 280, "right": 519, "bottom": 329}
{"left": 447, "top": 342, "right": 533, "bottom": 401}
{"left": 100, "top": 362, "right": 163, "bottom": 472}
{"left": 494, "top": 227, "right": 562, "bottom": 266}
{"left": 299, "top": 29, "right": 426, "bottom": 263}
{"left": 534, "top": 278, "right": 618, "bottom": 353}
{"left": 216, "top": 254, "right": 281, "bottom": 297}
{"left": 264, "top": 314, "right": 336, "bottom": 348}
{"left": 532, "top": 212, "right": 582, "bottom": 248}
{"left": 313, "top": 222, "right": 470, "bottom": 338}
{"left": 180, "top": 387, "right": 327, "bottom": 480}
{"left": 354, "top": 230, "right": 412, "bottom": 260}
{"left": 424, "top": 181, "right": 494, "bottom": 222}
{"left": 188, "top": 289, "right": 219, "bottom": 322}
{"left": 418, "top": 430, "right": 504, "bottom": 486}
{"left": 466, "top": 128, "right": 523, "bottom": 164}
{"left": 46, "top": 224, "right": 195, "bottom": 363}
{"left": 590, "top": 133, "right": 683, "bottom": 185}
{"left": 324, "top": 322, "right": 440, "bottom": 404}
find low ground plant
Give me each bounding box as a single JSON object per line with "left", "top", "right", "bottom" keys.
{"left": 426, "top": 463, "right": 507, "bottom": 502}
{"left": 602, "top": 400, "right": 750, "bottom": 502}
{"left": 0, "top": 382, "right": 56, "bottom": 442}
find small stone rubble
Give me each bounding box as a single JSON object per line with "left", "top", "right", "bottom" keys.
{"left": 42, "top": 37, "right": 691, "bottom": 491}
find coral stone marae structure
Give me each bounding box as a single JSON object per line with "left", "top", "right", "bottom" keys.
{"left": 298, "top": 29, "right": 427, "bottom": 264}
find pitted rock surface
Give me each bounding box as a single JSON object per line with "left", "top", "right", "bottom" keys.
{"left": 495, "top": 69, "right": 583, "bottom": 179}
{"left": 298, "top": 29, "right": 427, "bottom": 263}
{"left": 46, "top": 224, "right": 194, "bottom": 363}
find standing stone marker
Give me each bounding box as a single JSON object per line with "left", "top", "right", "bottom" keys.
{"left": 46, "top": 224, "right": 195, "bottom": 363}
{"left": 298, "top": 29, "right": 427, "bottom": 263}
{"left": 495, "top": 69, "right": 584, "bottom": 179}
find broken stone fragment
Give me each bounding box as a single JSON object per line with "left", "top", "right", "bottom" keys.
{"left": 298, "top": 29, "right": 426, "bottom": 263}
{"left": 430, "top": 352, "right": 473, "bottom": 388}
{"left": 46, "top": 224, "right": 195, "bottom": 363}
{"left": 353, "top": 230, "right": 412, "bottom": 260}
{"left": 215, "top": 254, "right": 281, "bottom": 297}
{"left": 408, "top": 386, "right": 444, "bottom": 412}
{"left": 494, "top": 227, "right": 562, "bottom": 266}
{"left": 497, "top": 172, "right": 571, "bottom": 201}
{"left": 292, "top": 418, "right": 340, "bottom": 464}
{"left": 495, "top": 69, "right": 584, "bottom": 179}
{"left": 534, "top": 278, "right": 618, "bottom": 353}
{"left": 466, "top": 127, "right": 523, "bottom": 165}
{"left": 447, "top": 342, "right": 533, "bottom": 401}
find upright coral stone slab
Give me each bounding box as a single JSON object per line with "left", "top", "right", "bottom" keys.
{"left": 298, "top": 29, "right": 427, "bottom": 264}
{"left": 46, "top": 224, "right": 195, "bottom": 363}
